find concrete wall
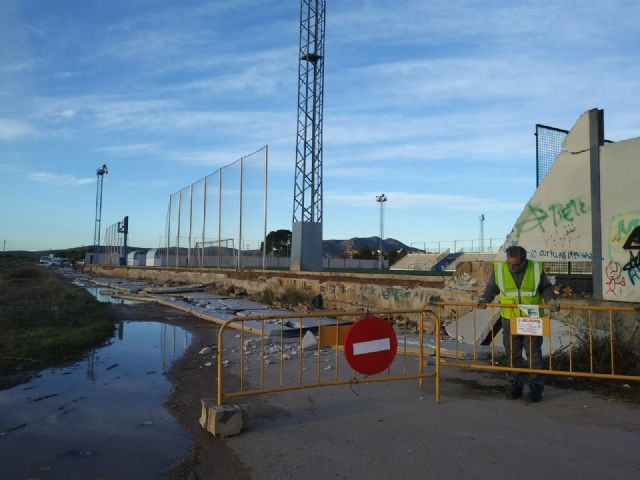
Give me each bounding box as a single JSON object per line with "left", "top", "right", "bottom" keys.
{"left": 600, "top": 138, "right": 640, "bottom": 301}
{"left": 504, "top": 109, "right": 640, "bottom": 303}
{"left": 504, "top": 112, "right": 593, "bottom": 262}
{"left": 85, "top": 265, "right": 467, "bottom": 321}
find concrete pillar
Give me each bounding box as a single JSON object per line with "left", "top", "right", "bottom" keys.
{"left": 589, "top": 108, "right": 605, "bottom": 299}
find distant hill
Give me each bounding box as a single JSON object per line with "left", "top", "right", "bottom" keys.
{"left": 6, "top": 239, "right": 416, "bottom": 261}
{"left": 323, "top": 237, "right": 418, "bottom": 258}
{"left": 5, "top": 245, "right": 149, "bottom": 262}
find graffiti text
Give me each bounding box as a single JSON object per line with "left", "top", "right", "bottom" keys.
{"left": 514, "top": 197, "right": 589, "bottom": 240}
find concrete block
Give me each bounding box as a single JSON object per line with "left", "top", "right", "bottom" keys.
{"left": 445, "top": 308, "right": 501, "bottom": 345}
{"left": 199, "top": 399, "right": 244, "bottom": 437}
{"left": 301, "top": 330, "right": 318, "bottom": 351}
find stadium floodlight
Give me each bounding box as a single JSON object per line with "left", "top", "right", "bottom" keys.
{"left": 376, "top": 194, "right": 387, "bottom": 270}
{"left": 94, "top": 164, "right": 109, "bottom": 259}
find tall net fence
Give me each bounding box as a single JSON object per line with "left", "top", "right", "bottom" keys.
{"left": 165, "top": 146, "right": 268, "bottom": 269}
{"left": 536, "top": 123, "right": 613, "bottom": 186}
{"left": 102, "top": 220, "right": 125, "bottom": 265}
{"left": 535, "top": 124, "right": 568, "bottom": 187}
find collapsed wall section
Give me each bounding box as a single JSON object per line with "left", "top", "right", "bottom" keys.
{"left": 503, "top": 109, "right": 640, "bottom": 303}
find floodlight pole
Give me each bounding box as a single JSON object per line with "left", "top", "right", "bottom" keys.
{"left": 93, "top": 164, "right": 108, "bottom": 261}
{"left": 291, "top": 0, "right": 326, "bottom": 272}
{"left": 376, "top": 193, "right": 387, "bottom": 270}
{"left": 479, "top": 214, "right": 485, "bottom": 253}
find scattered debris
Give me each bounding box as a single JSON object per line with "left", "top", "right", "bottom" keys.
{"left": 32, "top": 393, "right": 59, "bottom": 402}
{"left": 64, "top": 449, "right": 93, "bottom": 457}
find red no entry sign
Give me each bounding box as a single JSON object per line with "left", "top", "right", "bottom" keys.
{"left": 343, "top": 316, "right": 397, "bottom": 375}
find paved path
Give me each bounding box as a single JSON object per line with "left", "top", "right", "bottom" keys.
{"left": 226, "top": 369, "right": 639, "bottom": 480}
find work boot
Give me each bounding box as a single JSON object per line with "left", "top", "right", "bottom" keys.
{"left": 506, "top": 381, "right": 523, "bottom": 399}
{"left": 526, "top": 383, "right": 543, "bottom": 403}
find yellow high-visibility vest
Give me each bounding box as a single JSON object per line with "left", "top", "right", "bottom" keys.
{"left": 494, "top": 260, "right": 542, "bottom": 319}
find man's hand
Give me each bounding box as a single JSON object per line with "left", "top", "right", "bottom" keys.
{"left": 477, "top": 302, "right": 487, "bottom": 310}
{"left": 548, "top": 299, "right": 560, "bottom": 313}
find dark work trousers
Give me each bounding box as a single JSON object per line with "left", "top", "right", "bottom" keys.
{"left": 501, "top": 317, "right": 543, "bottom": 386}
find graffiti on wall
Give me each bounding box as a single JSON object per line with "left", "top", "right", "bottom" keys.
{"left": 605, "top": 261, "right": 626, "bottom": 296}
{"left": 513, "top": 197, "right": 589, "bottom": 241}
{"left": 605, "top": 211, "right": 640, "bottom": 298}
{"left": 621, "top": 226, "right": 640, "bottom": 286}
{"left": 528, "top": 249, "right": 592, "bottom": 261}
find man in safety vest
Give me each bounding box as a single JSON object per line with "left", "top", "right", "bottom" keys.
{"left": 478, "top": 246, "right": 559, "bottom": 402}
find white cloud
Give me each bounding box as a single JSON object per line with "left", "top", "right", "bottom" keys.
{"left": 326, "top": 191, "right": 523, "bottom": 212}
{"left": 120, "top": 178, "right": 171, "bottom": 189}
{"left": 25, "top": 171, "right": 94, "bottom": 186}
{"left": 0, "top": 118, "right": 32, "bottom": 140}
{"left": 98, "top": 143, "right": 162, "bottom": 157}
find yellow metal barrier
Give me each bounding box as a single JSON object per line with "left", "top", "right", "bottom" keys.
{"left": 429, "top": 301, "right": 640, "bottom": 399}
{"left": 216, "top": 309, "right": 440, "bottom": 405}
{"left": 216, "top": 303, "right": 638, "bottom": 406}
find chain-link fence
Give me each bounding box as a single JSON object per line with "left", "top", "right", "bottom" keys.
{"left": 165, "top": 146, "right": 268, "bottom": 269}
{"left": 410, "top": 238, "right": 503, "bottom": 253}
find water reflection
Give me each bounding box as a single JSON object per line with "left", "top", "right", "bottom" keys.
{"left": 84, "top": 286, "right": 137, "bottom": 304}
{"left": 0, "top": 321, "right": 193, "bottom": 479}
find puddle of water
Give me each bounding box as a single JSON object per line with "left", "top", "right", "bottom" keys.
{"left": 85, "top": 286, "right": 137, "bottom": 304}
{"left": 0, "top": 321, "right": 193, "bottom": 479}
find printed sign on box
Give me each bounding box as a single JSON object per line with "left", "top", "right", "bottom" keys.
{"left": 509, "top": 316, "right": 550, "bottom": 336}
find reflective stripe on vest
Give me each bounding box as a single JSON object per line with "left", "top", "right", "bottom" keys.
{"left": 494, "top": 260, "right": 543, "bottom": 319}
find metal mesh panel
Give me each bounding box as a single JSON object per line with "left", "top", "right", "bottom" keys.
{"left": 175, "top": 186, "right": 191, "bottom": 267}
{"left": 190, "top": 179, "right": 205, "bottom": 267}
{"left": 203, "top": 171, "right": 220, "bottom": 267}
{"left": 535, "top": 124, "right": 568, "bottom": 187}
{"left": 166, "top": 191, "right": 180, "bottom": 266}
{"left": 544, "top": 261, "right": 593, "bottom": 297}
{"left": 220, "top": 160, "right": 241, "bottom": 268}
{"left": 164, "top": 146, "right": 268, "bottom": 270}
{"left": 536, "top": 123, "right": 612, "bottom": 186}
{"left": 102, "top": 221, "right": 123, "bottom": 265}
{"left": 241, "top": 149, "right": 267, "bottom": 262}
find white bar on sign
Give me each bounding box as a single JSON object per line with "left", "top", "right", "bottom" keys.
{"left": 353, "top": 338, "right": 391, "bottom": 355}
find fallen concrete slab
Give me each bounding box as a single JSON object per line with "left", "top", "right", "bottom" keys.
{"left": 445, "top": 308, "right": 501, "bottom": 345}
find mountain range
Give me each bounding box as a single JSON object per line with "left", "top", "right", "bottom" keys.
{"left": 322, "top": 237, "right": 418, "bottom": 257}
{"left": 6, "top": 237, "right": 418, "bottom": 260}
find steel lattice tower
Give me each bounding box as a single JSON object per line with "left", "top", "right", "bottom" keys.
{"left": 291, "top": 0, "right": 325, "bottom": 271}
{"left": 94, "top": 164, "right": 108, "bottom": 254}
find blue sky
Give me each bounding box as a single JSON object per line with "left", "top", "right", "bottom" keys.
{"left": 1, "top": 0, "right": 639, "bottom": 252}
